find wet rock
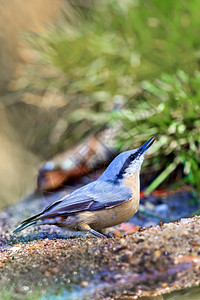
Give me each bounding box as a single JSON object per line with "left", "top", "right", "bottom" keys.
{"left": 0, "top": 187, "right": 199, "bottom": 299}
{"left": 1, "top": 208, "right": 200, "bottom": 299}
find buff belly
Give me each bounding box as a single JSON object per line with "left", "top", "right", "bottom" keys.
{"left": 75, "top": 197, "right": 139, "bottom": 231}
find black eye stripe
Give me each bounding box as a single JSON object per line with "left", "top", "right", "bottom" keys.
{"left": 115, "top": 153, "right": 137, "bottom": 180}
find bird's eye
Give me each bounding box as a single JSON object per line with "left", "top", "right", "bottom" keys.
{"left": 130, "top": 153, "right": 136, "bottom": 160}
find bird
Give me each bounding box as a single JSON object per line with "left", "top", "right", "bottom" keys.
{"left": 13, "top": 137, "right": 155, "bottom": 238}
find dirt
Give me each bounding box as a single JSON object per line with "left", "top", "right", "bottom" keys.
{"left": 1, "top": 192, "right": 200, "bottom": 299}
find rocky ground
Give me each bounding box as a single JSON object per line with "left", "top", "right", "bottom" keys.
{"left": 0, "top": 188, "right": 200, "bottom": 299}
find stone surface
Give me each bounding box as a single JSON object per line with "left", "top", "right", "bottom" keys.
{"left": 1, "top": 193, "right": 200, "bottom": 299}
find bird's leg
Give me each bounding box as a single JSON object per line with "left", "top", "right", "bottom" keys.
{"left": 89, "top": 228, "right": 107, "bottom": 238}
{"left": 78, "top": 223, "right": 107, "bottom": 238}
{"left": 98, "top": 228, "right": 113, "bottom": 238}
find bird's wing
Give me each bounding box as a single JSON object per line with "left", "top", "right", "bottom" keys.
{"left": 39, "top": 181, "right": 132, "bottom": 218}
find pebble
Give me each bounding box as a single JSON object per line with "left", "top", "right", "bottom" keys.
{"left": 80, "top": 281, "right": 88, "bottom": 288}
{"left": 154, "top": 250, "right": 161, "bottom": 257}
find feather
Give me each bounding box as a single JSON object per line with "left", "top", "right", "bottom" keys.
{"left": 13, "top": 171, "right": 132, "bottom": 234}
{"left": 13, "top": 220, "right": 37, "bottom": 234}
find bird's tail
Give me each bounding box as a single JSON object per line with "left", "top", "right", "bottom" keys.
{"left": 13, "top": 212, "right": 42, "bottom": 234}
{"left": 13, "top": 220, "right": 37, "bottom": 234}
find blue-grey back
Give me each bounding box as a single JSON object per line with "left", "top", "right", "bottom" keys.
{"left": 41, "top": 178, "right": 132, "bottom": 216}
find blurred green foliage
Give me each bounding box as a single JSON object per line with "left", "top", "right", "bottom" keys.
{"left": 20, "top": 0, "right": 200, "bottom": 190}
{"left": 23, "top": 0, "right": 200, "bottom": 93}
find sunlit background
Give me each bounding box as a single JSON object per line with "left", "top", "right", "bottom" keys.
{"left": 0, "top": 0, "right": 199, "bottom": 210}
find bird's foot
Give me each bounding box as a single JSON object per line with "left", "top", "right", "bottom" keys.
{"left": 78, "top": 223, "right": 107, "bottom": 238}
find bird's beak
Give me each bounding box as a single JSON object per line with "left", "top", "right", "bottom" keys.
{"left": 138, "top": 136, "right": 155, "bottom": 155}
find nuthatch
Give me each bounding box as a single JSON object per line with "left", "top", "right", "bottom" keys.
{"left": 14, "top": 137, "right": 155, "bottom": 238}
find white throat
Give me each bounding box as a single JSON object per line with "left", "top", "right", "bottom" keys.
{"left": 124, "top": 155, "right": 144, "bottom": 177}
